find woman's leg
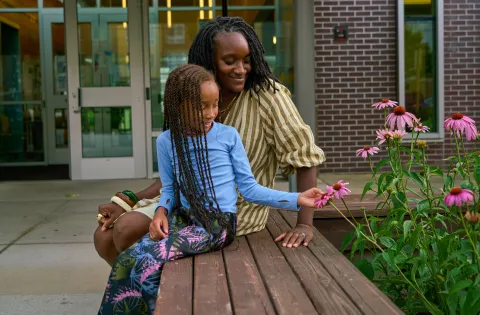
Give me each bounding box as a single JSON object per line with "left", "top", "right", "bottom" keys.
{"left": 94, "top": 212, "right": 151, "bottom": 265}
{"left": 98, "top": 211, "right": 235, "bottom": 315}
{"left": 93, "top": 226, "right": 118, "bottom": 266}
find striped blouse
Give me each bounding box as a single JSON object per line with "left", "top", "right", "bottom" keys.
{"left": 223, "top": 82, "right": 326, "bottom": 236}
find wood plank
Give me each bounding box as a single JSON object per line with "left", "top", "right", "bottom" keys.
{"left": 193, "top": 250, "right": 233, "bottom": 315}
{"left": 280, "top": 211, "right": 404, "bottom": 315}
{"left": 267, "top": 211, "right": 362, "bottom": 315}
{"left": 223, "top": 236, "right": 276, "bottom": 315}
{"left": 155, "top": 257, "right": 193, "bottom": 315}
{"left": 246, "top": 228, "right": 318, "bottom": 315}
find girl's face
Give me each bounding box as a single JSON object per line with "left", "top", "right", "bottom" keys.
{"left": 183, "top": 80, "right": 219, "bottom": 134}
{"left": 213, "top": 32, "right": 251, "bottom": 94}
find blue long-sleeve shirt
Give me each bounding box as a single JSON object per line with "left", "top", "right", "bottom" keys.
{"left": 156, "top": 122, "right": 300, "bottom": 214}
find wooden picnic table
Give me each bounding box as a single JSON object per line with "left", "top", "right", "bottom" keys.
{"left": 155, "top": 208, "right": 404, "bottom": 315}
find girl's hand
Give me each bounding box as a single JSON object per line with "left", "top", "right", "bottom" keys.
{"left": 297, "top": 187, "right": 324, "bottom": 208}
{"left": 149, "top": 208, "right": 169, "bottom": 241}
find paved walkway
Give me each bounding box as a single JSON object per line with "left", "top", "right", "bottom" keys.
{"left": 0, "top": 173, "right": 444, "bottom": 314}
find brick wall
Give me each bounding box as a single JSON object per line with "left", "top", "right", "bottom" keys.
{"left": 313, "top": 0, "right": 397, "bottom": 173}
{"left": 313, "top": 0, "right": 480, "bottom": 173}
{"left": 442, "top": 0, "right": 480, "bottom": 158}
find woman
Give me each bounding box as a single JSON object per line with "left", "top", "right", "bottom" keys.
{"left": 93, "top": 16, "right": 325, "bottom": 266}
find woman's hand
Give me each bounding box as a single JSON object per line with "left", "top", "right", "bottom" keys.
{"left": 98, "top": 203, "right": 126, "bottom": 231}
{"left": 149, "top": 208, "right": 169, "bottom": 241}
{"left": 275, "top": 224, "right": 313, "bottom": 248}
{"left": 297, "top": 187, "right": 324, "bottom": 208}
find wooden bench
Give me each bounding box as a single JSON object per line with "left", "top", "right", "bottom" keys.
{"left": 155, "top": 209, "right": 403, "bottom": 315}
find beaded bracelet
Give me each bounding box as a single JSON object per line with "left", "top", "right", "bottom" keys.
{"left": 121, "top": 190, "right": 140, "bottom": 204}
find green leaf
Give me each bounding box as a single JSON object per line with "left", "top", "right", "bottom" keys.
{"left": 417, "top": 199, "right": 431, "bottom": 213}
{"left": 461, "top": 286, "right": 480, "bottom": 315}
{"left": 355, "top": 259, "right": 374, "bottom": 280}
{"left": 423, "top": 301, "right": 444, "bottom": 315}
{"left": 381, "top": 250, "right": 396, "bottom": 269}
{"left": 403, "top": 220, "right": 412, "bottom": 238}
{"left": 340, "top": 232, "right": 354, "bottom": 253}
{"left": 429, "top": 166, "right": 444, "bottom": 177}
{"left": 444, "top": 175, "right": 453, "bottom": 191}
{"left": 379, "top": 236, "right": 396, "bottom": 249}
{"left": 474, "top": 164, "right": 480, "bottom": 189}
{"left": 460, "top": 181, "right": 474, "bottom": 190}
{"left": 447, "top": 293, "right": 458, "bottom": 315}
{"left": 377, "top": 173, "right": 389, "bottom": 194}
{"left": 449, "top": 280, "right": 473, "bottom": 296}
{"left": 410, "top": 171, "right": 424, "bottom": 186}
{"left": 373, "top": 159, "right": 390, "bottom": 176}
{"left": 361, "top": 181, "right": 375, "bottom": 200}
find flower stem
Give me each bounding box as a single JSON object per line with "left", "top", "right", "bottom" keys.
{"left": 459, "top": 134, "right": 472, "bottom": 182}
{"left": 328, "top": 201, "right": 440, "bottom": 312}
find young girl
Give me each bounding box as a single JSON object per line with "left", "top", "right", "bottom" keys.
{"left": 98, "top": 64, "right": 321, "bottom": 314}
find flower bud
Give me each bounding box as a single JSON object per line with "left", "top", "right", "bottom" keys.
{"left": 386, "top": 187, "right": 394, "bottom": 193}
{"left": 416, "top": 140, "right": 427, "bottom": 149}
{"left": 465, "top": 211, "right": 479, "bottom": 223}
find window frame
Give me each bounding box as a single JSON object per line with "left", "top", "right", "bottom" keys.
{"left": 397, "top": 0, "right": 444, "bottom": 140}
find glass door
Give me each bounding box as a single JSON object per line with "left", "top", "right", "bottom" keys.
{"left": 65, "top": 1, "right": 147, "bottom": 180}
{"left": 42, "top": 13, "right": 97, "bottom": 165}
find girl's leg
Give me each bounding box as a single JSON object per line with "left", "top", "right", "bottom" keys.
{"left": 98, "top": 211, "right": 235, "bottom": 315}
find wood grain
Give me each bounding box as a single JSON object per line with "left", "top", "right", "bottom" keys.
{"left": 155, "top": 257, "right": 193, "bottom": 315}
{"left": 280, "top": 210, "right": 404, "bottom": 315}
{"left": 267, "top": 211, "right": 361, "bottom": 315}
{"left": 193, "top": 251, "right": 233, "bottom": 315}
{"left": 246, "top": 228, "right": 318, "bottom": 315}
{"left": 223, "top": 236, "right": 276, "bottom": 315}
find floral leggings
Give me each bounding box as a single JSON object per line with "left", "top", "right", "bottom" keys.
{"left": 98, "top": 207, "right": 236, "bottom": 315}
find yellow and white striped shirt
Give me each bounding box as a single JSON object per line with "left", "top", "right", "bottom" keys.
{"left": 223, "top": 82, "right": 326, "bottom": 236}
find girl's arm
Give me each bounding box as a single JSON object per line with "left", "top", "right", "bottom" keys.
{"left": 229, "top": 130, "right": 301, "bottom": 211}
{"left": 155, "top": 135, "right": 176, "bottom": 214}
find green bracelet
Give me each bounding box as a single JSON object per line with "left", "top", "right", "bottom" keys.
{"left": 122, "top": 190, "right": 140, "bottom": 204}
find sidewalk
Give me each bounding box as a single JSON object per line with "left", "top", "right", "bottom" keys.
{"left": 0, "top": 173, "right": 438, "bottom": 314}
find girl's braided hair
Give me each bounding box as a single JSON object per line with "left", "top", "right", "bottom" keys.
{"left": 163, "top": 64, "right": 228, "bottom": 233}
{"left": 188, "top": 16, "right": 279, "bottom": 96}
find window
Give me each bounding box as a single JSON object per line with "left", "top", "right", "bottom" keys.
{"left": 399, "top": 0, "right": 442, "bottom": 135}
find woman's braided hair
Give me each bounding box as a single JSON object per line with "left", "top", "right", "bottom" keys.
{"left": 163, "top": 64, "right": 228, "bottom": 233}
{"left": 188, "top": 16, "right": 279, "bottom": 96}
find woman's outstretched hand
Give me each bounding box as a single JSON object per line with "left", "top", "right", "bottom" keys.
{"left": 297, "top": 187, "right": 324, "bottom": 208}
{"left": 149, "top": 208, "right": 169, "bottom": 241}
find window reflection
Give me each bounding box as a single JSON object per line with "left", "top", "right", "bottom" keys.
{"left": 0, "top": 13, "right": 41, "bottom": 101}
{"left": 0, "top": 104, "right": 44, "bottom": 162}
{"left": 81, "top": 107, "right": 133, "bottom": 158}
{"left": 404, "top": 1, "right": 437, "bottom": 132}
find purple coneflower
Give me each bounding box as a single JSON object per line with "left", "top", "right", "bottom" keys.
{"left": 372, "top": 98, "right": 398, "bottom": 110}
{"left": 414, "top": 123, "right": 430, "bottom": 133}
{"left": 386, "top": 106, "right": 418, "bottom": 130}
{"left": 444, "top": 113, "right": 477, "bottom": 141}
{"left": 443, "top": 187, "right": 474, "bottom": 207}
{"left": 356, "top": 146, "right": 379, "bottom": 159}
{"left": 392, "top": 130, "right": 407, "bottom": 140}
{"left": 326, "top": 180, "right": 351, "bottom": 199}
{"left": 376, "top": 129, "right": 393, "bottom": 145}
{"left": 314, "top": 193, "right": 333, "bottom": 209}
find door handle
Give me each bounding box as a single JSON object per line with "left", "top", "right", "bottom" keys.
{"left": 77, "top": 87, "right": 82, "bottom": 112}
{"left": 145, "top": 87, "right": 150, "bottom": 101}
{"left": 73, "top": 88, "right": 82, "bottom": 113}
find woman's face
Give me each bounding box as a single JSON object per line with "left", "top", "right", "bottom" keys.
{"left": 213, "top": 32, "right": 252, "bottom": 94}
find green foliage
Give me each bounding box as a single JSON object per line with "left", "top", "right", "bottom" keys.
{"left": 335, "top": 112, "right": 480, "bottom": 314}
